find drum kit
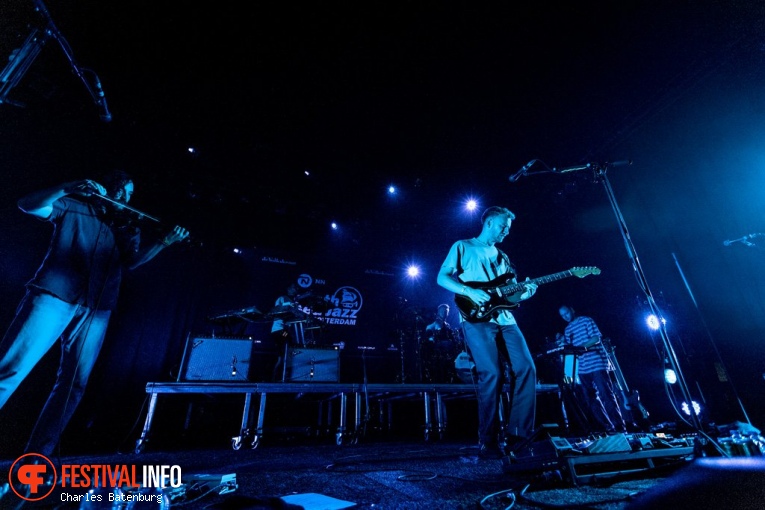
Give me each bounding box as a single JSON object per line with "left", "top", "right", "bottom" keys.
{"left": 419, "top": 326, "right": 463, "bottom": 384}
{"left": 392, "top": 303, "right": 466, "bottom": 384}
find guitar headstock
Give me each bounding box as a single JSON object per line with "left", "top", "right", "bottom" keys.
{"left": 570, "top": 266, "right": 601, "bottom": 278}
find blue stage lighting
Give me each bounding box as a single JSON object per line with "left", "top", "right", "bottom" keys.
{"left": 646, "top": 314, "right": 666, "bottom": 330}
{"left": 681, "top": 400, "right": 702, "bottom": 416}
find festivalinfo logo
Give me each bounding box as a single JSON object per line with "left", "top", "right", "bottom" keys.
{"left": 8, "top": 453, "right": 181, "bottom": 504}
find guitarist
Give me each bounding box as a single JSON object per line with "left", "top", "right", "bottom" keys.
{"left": 437, "top": 206, "right": 538, "bottom": 459}
{"left": 557, "top": 305, "right": 627, "bottom": 434}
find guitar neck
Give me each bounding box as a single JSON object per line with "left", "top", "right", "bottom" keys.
{"left": 497, "top": 270, "right": 576, "bottom": 295}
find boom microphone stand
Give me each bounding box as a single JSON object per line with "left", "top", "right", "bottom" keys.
{"left": 529, "top": 160, "right": 704, "bottom": 431}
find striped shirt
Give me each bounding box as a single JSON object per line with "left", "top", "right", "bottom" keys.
{"left": 563, "top": 316, "right": 613, "bottom": 374}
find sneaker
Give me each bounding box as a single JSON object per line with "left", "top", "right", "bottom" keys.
{"left": 479, "top": 442, "right": 505, "bottom": 459}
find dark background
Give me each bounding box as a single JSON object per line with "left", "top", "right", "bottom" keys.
{"left": 1, "top": 1, "right": 764, "bottom": 452}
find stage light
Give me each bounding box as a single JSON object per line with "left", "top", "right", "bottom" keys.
{"left": 406, "top": 265, "right": 420, "bottom": 278}
{"left": 330, "top": 222, "right": 338, "bottom": 230}
{"left": 388, "top": 185, "right": 396, "bottom": 194}
{"left": 466, "top": 199, "right": 478, "bottom": 211}
{"left": 646, "top": 314, "right": 666, "bottom": 330}
{"left": 232, "top": 248, "right": 242, "bottom": 254}
{"left": 664, "top": 367, "right": 677, "bottom": 384}
{"left": 304, "top": 169, "right": 310, "bottom": 176}
{"left": 187, "top": 147, "right": 196, "bottom": 154}
{"left": 681, "top": 400, "right": 702, "bottom": 416}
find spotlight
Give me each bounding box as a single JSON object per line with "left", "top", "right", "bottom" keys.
{"left": 406, "top": 265, "right": 420, "bottom": 278}
{"left": 388, "top": 185, "right": 396, "bottom": 194}
{"left": 681, "top": 401, "right": 702, "bottom": 416}
{"left": 233, "top": 248, "right": 242, "bottom": 254}
{"left": 466, "top": 199, "right": 478, "bottom": 211}
{"left": 645, "top": 314, "right": 666, "bottom": 330}
{"left": 664, "top": 367, "right": 677, "bottom": 384}
{"left": 330, "top": 222, "right": 338, "bottom": 230}
{"left": 187, "top": 147, "right": 196, "bottom": 154}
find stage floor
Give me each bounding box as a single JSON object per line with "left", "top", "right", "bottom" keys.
{"left": 0, "top": 438, "right": 697, "bottom": 510}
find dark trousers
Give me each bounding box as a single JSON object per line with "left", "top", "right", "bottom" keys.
{"left": 578, "top": 369, "right": 626, "bottom": 433}
{"left": 462, "top": 321, "right": 536, "bottom": 445}
{"left": 0, "top": 289, "right": 111, "bottom": 456}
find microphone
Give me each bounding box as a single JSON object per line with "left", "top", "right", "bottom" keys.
{"left": 93, "top": 75, "right": 112, "bottom": 122}
{"left": 723, "top": 234, "right": 756, "bottom": 246}
{"left": 509, "top": 160, "right": 535, "bottom": 182}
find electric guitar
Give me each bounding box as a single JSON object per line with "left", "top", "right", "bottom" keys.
{"left": 454, "top": 266, "right": 601, "bottom": 322}
{"left": 602, "top": 337, "right": 649, "bottom": 423}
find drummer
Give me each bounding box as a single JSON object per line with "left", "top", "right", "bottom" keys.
{"left": 422, "top": 304, "right": 462, "bottom": 383}
{"left": 425, "top": 303, "right": 456, "bottom": 349}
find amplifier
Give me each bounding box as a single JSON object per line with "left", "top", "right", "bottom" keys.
{"left": 285, "top": 347, "right": 340, "bottom": 382}
{"left": 179, "top": 336, "right": 255, "bottom": 382}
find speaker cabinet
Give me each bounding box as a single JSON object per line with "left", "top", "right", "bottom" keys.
{"left": 179, "top": 336, "right": 254, "bottom": 381}
{"left": 285, "top": 347, "right": 340, "bottom": 382}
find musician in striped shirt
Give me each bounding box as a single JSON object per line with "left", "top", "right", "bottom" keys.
{"left": 557, "top": 305, "right": 626, "bottom": 434}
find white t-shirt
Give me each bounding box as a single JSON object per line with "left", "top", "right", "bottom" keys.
{"left": 441, "top": 238, "right": 517, "bottom": 325}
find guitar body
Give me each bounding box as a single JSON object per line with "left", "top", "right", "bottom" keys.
{"left": 454, "top": 275, "right": 523, "bottom": 322}
{"left": 623, "top": 389, "right": 650, "bottom": 421}
{"left": 454, "top": 266, "right": 601, "bottom": 322}
{"left": 603, "top": 337, "right": 650, "bottom": 427}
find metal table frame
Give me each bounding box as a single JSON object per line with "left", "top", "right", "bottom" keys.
{"left": 135, "top": 382, "right": 560, "bottom": 453}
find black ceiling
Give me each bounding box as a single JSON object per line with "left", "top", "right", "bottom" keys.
{"left": 3, "top": 1, "right": 762, "bottom": 255}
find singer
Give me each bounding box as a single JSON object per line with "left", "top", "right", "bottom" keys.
{"left": 0, "top": 169, "right": 189, "bottom": 458}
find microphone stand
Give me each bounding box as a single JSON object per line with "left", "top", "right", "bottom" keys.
{"left": 359, "top": 346, "right": 372, "bottom": 438}
{"left": 32, "top": 0, "right": 112, "bottom": 121}
{"left": 549, "top": 160, "right": 704, "bottom": 432}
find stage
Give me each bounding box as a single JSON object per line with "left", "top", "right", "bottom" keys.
{"left": 2, "top": 378, "right": 762, "bottom": 509}
{"left": 135, "top": 381, "right": 563, "bottom": 453}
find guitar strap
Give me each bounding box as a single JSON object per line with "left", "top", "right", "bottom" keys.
{"left": 496, "top": 248, "right": 516, "bottom": 278}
